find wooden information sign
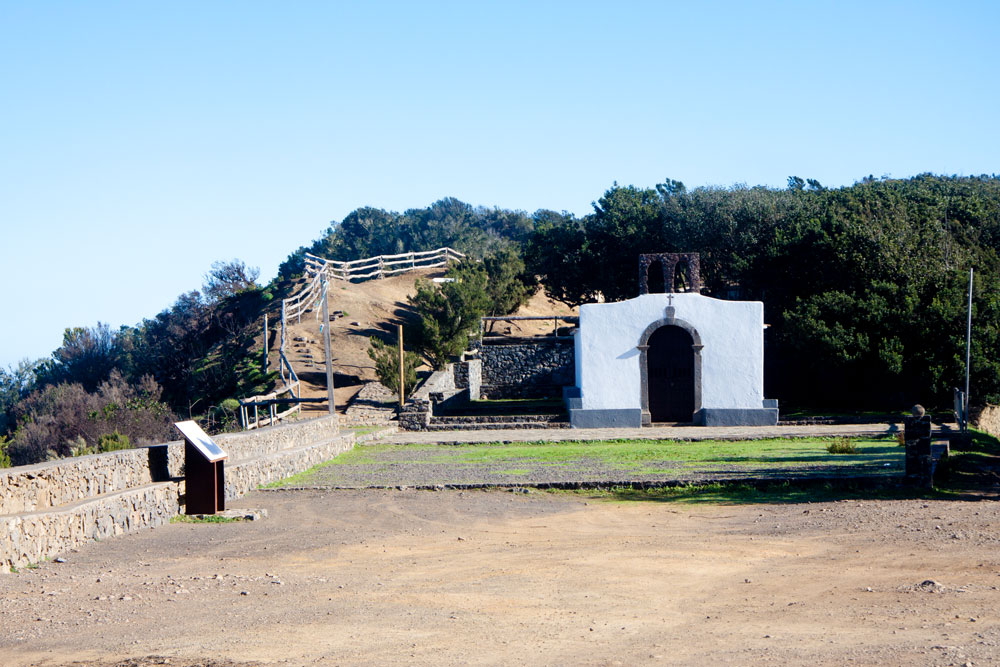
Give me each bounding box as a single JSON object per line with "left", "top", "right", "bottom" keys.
{"left": 174, "top": 420, "right": 228, "bottom": 515}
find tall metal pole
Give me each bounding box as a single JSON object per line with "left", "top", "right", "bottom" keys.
{"left": 398, "top": 323, "right": 405, "bottom": 408}
{"left": 263, "top": 313, "right": 268, "bottom": 374}
{"left": 321, "top": 276, "right": 336, "bottom": 416}
{"left": 964, "top": 268, "right": 973, "bottom": 431}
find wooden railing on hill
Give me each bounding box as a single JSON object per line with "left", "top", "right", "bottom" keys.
{"left": 304, "top": 247, "right": 465, "bottom": 282}
{"left": 238, "top": 247, "right": 463, "bottom": 429}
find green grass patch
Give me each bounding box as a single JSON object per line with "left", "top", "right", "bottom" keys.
{"left": 266, "top": 436, "right": 902, "bottom": 488}
{"left": 826, "top": 437, "right": 858, "bottom": 454}
{"left": 418, "top": 437, "right": 899, "bottom": 469}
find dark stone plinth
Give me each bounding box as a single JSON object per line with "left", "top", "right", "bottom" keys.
{"left": 904, "top": 415, "right": 934, "bottom": 487}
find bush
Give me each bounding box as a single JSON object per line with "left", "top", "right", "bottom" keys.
{"left": 5, "top": 373, "right": 176, "bottom": 466}
{"left": 368, "top": 337, "right": 420, "bottom": 398}
{"left": 97, "top": 430, "right": 131, "bottom": 452}
{"left": 66, "top": 435, "right": 95, "bottom": 457}
{"left": 0, "top": 436, "right": 10, "bottom": 468}
{"left": 827, "top": 437, "right": 857, "bottom": 454}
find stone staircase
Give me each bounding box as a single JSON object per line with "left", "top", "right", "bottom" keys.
{"left": 426, "top": 414, "right": 570, "bottom": 431}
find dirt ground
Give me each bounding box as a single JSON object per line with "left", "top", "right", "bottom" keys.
{"left": 3, "top": 489, "right": 1000, "bottom": 666}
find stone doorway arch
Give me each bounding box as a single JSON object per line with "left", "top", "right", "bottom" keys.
{"left": 638, "top": 316, "right": 703, "bottom": 425}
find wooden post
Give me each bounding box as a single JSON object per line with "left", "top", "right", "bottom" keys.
{"left": 321, "top": 276, "right": 336, "bottom": 415}
{"left": 398, "top": 323, "right": 405, "bottom": 407}
{"left": 965, "top": 267, "right": 973, "bottom": 432}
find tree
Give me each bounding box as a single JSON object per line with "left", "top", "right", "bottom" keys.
{"left": 367, "top": 336, "right": 420, "bottom": 397}
{"left": 42, "top": 323, "right": 122, "bottom": 392}
{"left": 524, "top": 210, "right": 597, "bottom": 307}
{"left": 409, "top": 274, "right": 490, "bottom": 369}
{"left": 449, "top": 248, "right": 536, "bottom": 321}
{"left": 202, "top": 259, "right": 260, "bottom": 303}
{"left": 0, "top": 359, "right": 40, "bottom": 434}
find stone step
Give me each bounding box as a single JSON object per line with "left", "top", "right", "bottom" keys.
{"left": 424, "top": 421, "right": 571, "bottom": 431}
{"left": 430, "top": 414, "right": 566, "bottom": 425}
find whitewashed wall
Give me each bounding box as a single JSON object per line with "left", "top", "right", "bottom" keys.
{"left": 572, "top": 293, "right": 774, "bottom": 426}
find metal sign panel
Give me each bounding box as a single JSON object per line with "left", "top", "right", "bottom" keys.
{"left": 174, "top": 420, "right": 227, "bottom": 462}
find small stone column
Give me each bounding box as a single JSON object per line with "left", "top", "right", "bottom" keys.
{"left": 904, "top": 406, "right": 933, "bottom": 487}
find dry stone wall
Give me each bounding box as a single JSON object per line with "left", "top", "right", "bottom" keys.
{"left": 343, "top": 382, "right": 398, "bottom": 426}
{"left": 975, "top": 404, "right": 1000, "bottom": 438}
{"left": 1, "top": 415, "right": 349, "bottom": 572}
{"left": 0, "top": 446, "right": 183, "bottom": 516}
{"left": 224, "top": 432, "right": 353, "bottom": 498}
{"left": 1, "top": 482, "right": 179, "bottom": 572}
{"left": 473, "top": 340, "right": 574, "bottom": 399}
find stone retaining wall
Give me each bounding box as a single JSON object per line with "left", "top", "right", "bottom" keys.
{"left": 473, "top": 340, "right": 574, "bottom": 399}
{"left": 1, "top": 415, "right": 348, "bottom": 572}
{"left": 975, "top": 404, "right": 1000, "bottom": 438}
{"left": 224, "top": 434, "right": 354, "bottom": 498}
{"left": 343, "top": 382, "right": 398, "bottom": 426}
{"left": 1, "top": 482, "right": 179, "bottom": 572}
{"left": 0, "top": 415, "right": 341, "bottom": 515}
{"left": 0, "top": 446, "right": 183, "bottom": 516}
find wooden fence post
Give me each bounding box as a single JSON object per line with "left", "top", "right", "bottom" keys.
{"left": 398, "top": 324, "right": 405, "bottom": 408}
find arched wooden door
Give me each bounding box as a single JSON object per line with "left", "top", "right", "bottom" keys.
{"left": 647, "top": 325, "right": 695, "bottom": 423}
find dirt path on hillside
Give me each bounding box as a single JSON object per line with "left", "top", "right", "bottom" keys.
{"left": 3, "top": 489, "right": 1000, "bottom": 666}
{"left": 278, "top": 268, "right": 577, "bottom": 419}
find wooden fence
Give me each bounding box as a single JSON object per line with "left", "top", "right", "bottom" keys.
{"left": 239, "top": 247, "right": 463, "bottom": 429}
{"left": 304, "top": 246, "right": 465, "bottom": 282}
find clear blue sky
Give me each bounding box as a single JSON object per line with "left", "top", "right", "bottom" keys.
{"left": 1, "top": 1, "right": 997, "bottom": 369}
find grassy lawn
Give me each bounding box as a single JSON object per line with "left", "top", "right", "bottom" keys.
{"left": 263, "top": 436, "right": 903, "bottom": 489}
{"left": 328, "top": 436, "right": 900, "bottom": 469}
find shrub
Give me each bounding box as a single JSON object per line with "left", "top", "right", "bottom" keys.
{"left": 827, "top": 437, "right": 857, "bottom": 454}
{"left": 368, "top": 337, "right": 420, "bottom": 398}
{"left": 0, "top": 435, "right": 10, "bottom": 468}
{"left": 66, "top": 435, "right": 95, "bottom": 457}
{"left": 97, "top": 430, "right": 131, "bottom": 452}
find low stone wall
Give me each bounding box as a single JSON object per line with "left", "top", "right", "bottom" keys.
{"left": 215, "top": 414, "right": 341, "bottom": 462}
{"left": 0, "top": 415, "right": 341, "bottom": 515}
{"left": 974, "top": 404, "right": 1000, "bottom": 438}
{"left": 1, "top": 482, "right": 179, "bottom": 572}
{"left": 474, "top": 340, "right": 574, "bottom": 399}
{"left": 398, "top": 363, "right": 472, "bottom": 431}
{"left": 0, "top": 446, "right": 183, "bottom": 516}
{"left": 343, "top": 382, "right": 398, "bottom": 426}
{"left": 224, "top": 433, "right": 353, "bottom": 498}
{"left": 1, "top": 415, "right": 348, "bottom": 572}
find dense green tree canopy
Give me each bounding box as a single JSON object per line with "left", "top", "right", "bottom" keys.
{"left": 525, "top": 174, "right": 1000, "bottom": 410}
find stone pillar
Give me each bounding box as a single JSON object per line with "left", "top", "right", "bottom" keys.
{"left": 904, "top": 409, "right": 933, "bottom": 487}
